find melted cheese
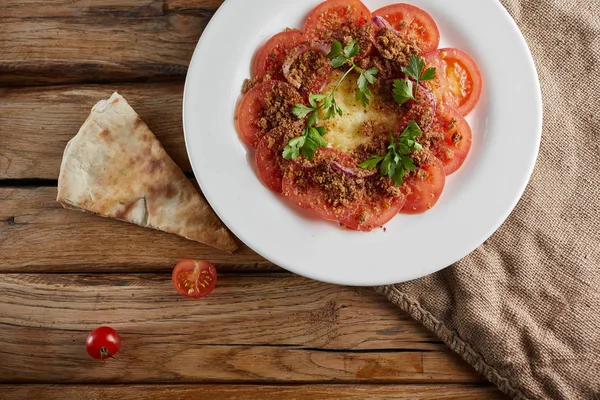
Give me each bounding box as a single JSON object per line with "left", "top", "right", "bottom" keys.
{"left": 320, "top": 70, "right": 397, "bottom": 154}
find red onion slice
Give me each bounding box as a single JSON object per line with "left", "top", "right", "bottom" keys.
{"left": 282, "top": 41, "right": 332, "bottom": 89}
{"left": 372, "top": 16, "right": 397, "bottom": 33}
{"left": 332, "top": 161, "right": 378, "bottom": 179}
{"left": 398, "top": 83, "right": 437, "bottom": 131}
{"left": 417, "top": 83, "right": 437, "bottom": 118}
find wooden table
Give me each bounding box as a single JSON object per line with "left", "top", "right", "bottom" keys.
{"left": 0, "top": 1, "right": 507, "bottom": 398}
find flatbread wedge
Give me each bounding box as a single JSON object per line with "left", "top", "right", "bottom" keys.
{"left": 57, "top": 92, "right": 237, "bottom": 253}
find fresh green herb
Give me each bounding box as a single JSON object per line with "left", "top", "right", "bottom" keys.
{"left": 358, "top": 120, "right": 423, "bottom": 186}
{"left": 282, "top": 123, "right": 328, "bottom": 160}
{"left": 393, "top": 55, "right": 436, "bottom": 105}
{"left": 392, "top": 79, "right": 415, "bottom": 105}
{"left": 327, "top": 40, "right": 379, "bottom": 107}
{"left": 284, "top": 39, "right": 379, "bottom": 160}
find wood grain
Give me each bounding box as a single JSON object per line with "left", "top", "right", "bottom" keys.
{"left": 0, "top": 84, "right": 190, "bottom": 180}
{"left": 2, "top": 384, "right": 507, "bottom": 399}
{"left": 2, "top": 0, "right": 224, "bottom": 18}
{"left": 0, "top": 274, "right": 483, "bottom": 384}
{"left": 0, "top": 187, "right": 274, "bottom": 272}
{"left": 0, "top": 13, "right": 209, "bottom": 85}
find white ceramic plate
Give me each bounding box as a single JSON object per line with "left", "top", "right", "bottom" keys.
{"left": 183, "top": 0, "right": 542, "bottom": 286}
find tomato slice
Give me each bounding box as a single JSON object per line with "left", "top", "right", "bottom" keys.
{"left": 422, "top": 50, "right": 450, "bottom": 106}
{"left": 235, "top": 80, "right": 302, "bottom": 148}
{"left": 172, "top": 259, "right": 217, "bottom": 299}
{"left": 358, "top": 188, "right": 406, "bottom": 231}
{"left": 256, "top": 124, "right": 302, "bottom": 193}
{"left": 282, "top": 148, "right": 363, "bottom": 229}
{"left": 373, "top": 4, "right": 440, "bottom": 54}
{"left": 401, "top": 153, "right": 446, "bottom": 214}
{"left": 253, "top": 29, "right": 307, "bottom": 81}
{"left": 304, "top": 0, "right": 371, "bottom": 40}
{"left": 423, "top": 49, "right": 482, "bottom": 116}
{"left": 282, "top": 149, "right": 405, "bottom": 231}
{"left": 430, "top": 108, "right": 473, "bottom": 175}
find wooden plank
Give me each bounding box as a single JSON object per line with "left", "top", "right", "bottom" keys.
{"left": 0, "top": 84, "right": 190, "bottom": 180}
{"left": 2, "top": 0, "right": 224, "bottom": 18}
{"left": 0, "top": 187, "right": 274, "bottom": 272}
{"left": 0, "top": 273, "right": 483, "bottom": 384}
{"left": 1, "top": 384, "right": 508, "bottom": 399}
{"left": 0, "top": 13, "right": 210, "bottom": 85}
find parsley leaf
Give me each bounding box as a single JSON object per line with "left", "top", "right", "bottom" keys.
{"left": 402, "top": 55, "right": 423, "bottom": 81}
{"left": 327, "top": 40, "right": 343, "bottom": 59}
{"left": 396, "top": 55, "right": 436, "bottom": 105}
{"left": 301, "top": 136, "right": 319, "bottom": 159}
{"left": 392, "top": 79, "right": 415, "bottom": 105}
{"left": 343, "top": 40, "right": 359, "bottom": 58}
{"left": 359, "top": 155, "right": 384, "bottom": 169}
{"left": 293, "top": 103, "right": 315, "bottom": 119}
{"left": 358, "top": 120, "right": 423, "bottom": 186}
{"left": 282, "top": 136, "right": 306, "bottom": 160}
{"left": 308, "top": 93, "right": 327, "bottom": 108}
{"left": 284, "top": 38, "right": 380, "bottom": 160}
{"left": 330, "top": 55, "right": 349, "bottom": 68}
{"left": 327, "top": 39, "right": 378, "bottom": 109}
{"left": 356, "top": 68, "right": 378, "bottom": 107}
{"left": 420, "top": 67, "right": 436, "bottom": 81}
{"left": 363, "top": 67, "right": 378, "bottom": 84}
{"left": 308, "top": 127, "right": 328, "bottom": 147}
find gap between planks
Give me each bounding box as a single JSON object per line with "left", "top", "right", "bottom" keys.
{"left": 0, "top": 273, "right": 483, "bottom": 384}
{"left": 0, "top": 384, "right": 508, "bottom": 399}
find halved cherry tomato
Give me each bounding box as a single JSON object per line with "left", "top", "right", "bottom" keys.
{"left": 235, "top": 80, "right": 302, "bottom": 148}
{"left": 304, "top": 0, "right": 371, "bottom": 40}
{"left": 172, "top": 259, "right": 217, "bottom": 299}
{"left": 373, "top": 4, "right": 440, "bottom": 54}
{"left": 401, "top": 153, "right": 446, "bottom": 214}
{"left": 253, "top": 29, "right": 307, "bottom": 80}
{"left": 86, "top": 326, "right": 121, "bottom": 360}
{"left": 423, "top": 48, "right": 482, "bottom": 116}
{"left": 256, "top": 124, "right": 303, "bottom": 193}
{"left": 430, "top": 108, "right": 473, "bottom": 175}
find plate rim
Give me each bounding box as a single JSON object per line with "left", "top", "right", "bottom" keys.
{"left": 183, "top": 0, "right": 543, "bottom": 286}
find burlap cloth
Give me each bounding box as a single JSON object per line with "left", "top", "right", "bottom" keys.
{"left": 376, "top": 1, "right": 600, "bottom": 399}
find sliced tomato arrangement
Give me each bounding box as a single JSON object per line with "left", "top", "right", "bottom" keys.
{"left": 282, "top": 148, "right": 362, "bottom": 229}
{"left": 256, "top": 124, "right": 303, "bottom": 193}
{"left": 358, "top": 189, "right": 406, "bottom": 230}
{"left": 253, "top": 29, "right": 307, "bottom": 80}
{"left": 172, "top": 259, "right": 217, "bottom": 299}
{"left": 282, "top": 148, "right": 406, "bottom": 231}
{"left": 401, "top": 154, "right": 446, "bottom": 214}
{"left": 304, "top": 0, "right": 371, "bottom": 40}
{"left": 373, "top": 4, "right": 440, "bottom": 54}
{"left": 430, "top": 108, "right": 473, "bottom": 175}
{"left": 236, "top": 0, "right": 483, "bottom": 229}
{"left": 235, "top": 80, "right": 302, "bottom": 148}
{"left": 423, "top": 48, "right": 482, "bottom": 116}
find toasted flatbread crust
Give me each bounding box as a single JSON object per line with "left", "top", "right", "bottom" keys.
{"left": 57, "top": 92, "right": 237, "bottom": 253}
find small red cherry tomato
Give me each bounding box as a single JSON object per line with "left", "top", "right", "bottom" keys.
{"left": 172, "top": 259, "right": 217, "bottom": 299}
{"left": 86, "top": 326, "right": 121, "bottom": 360}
